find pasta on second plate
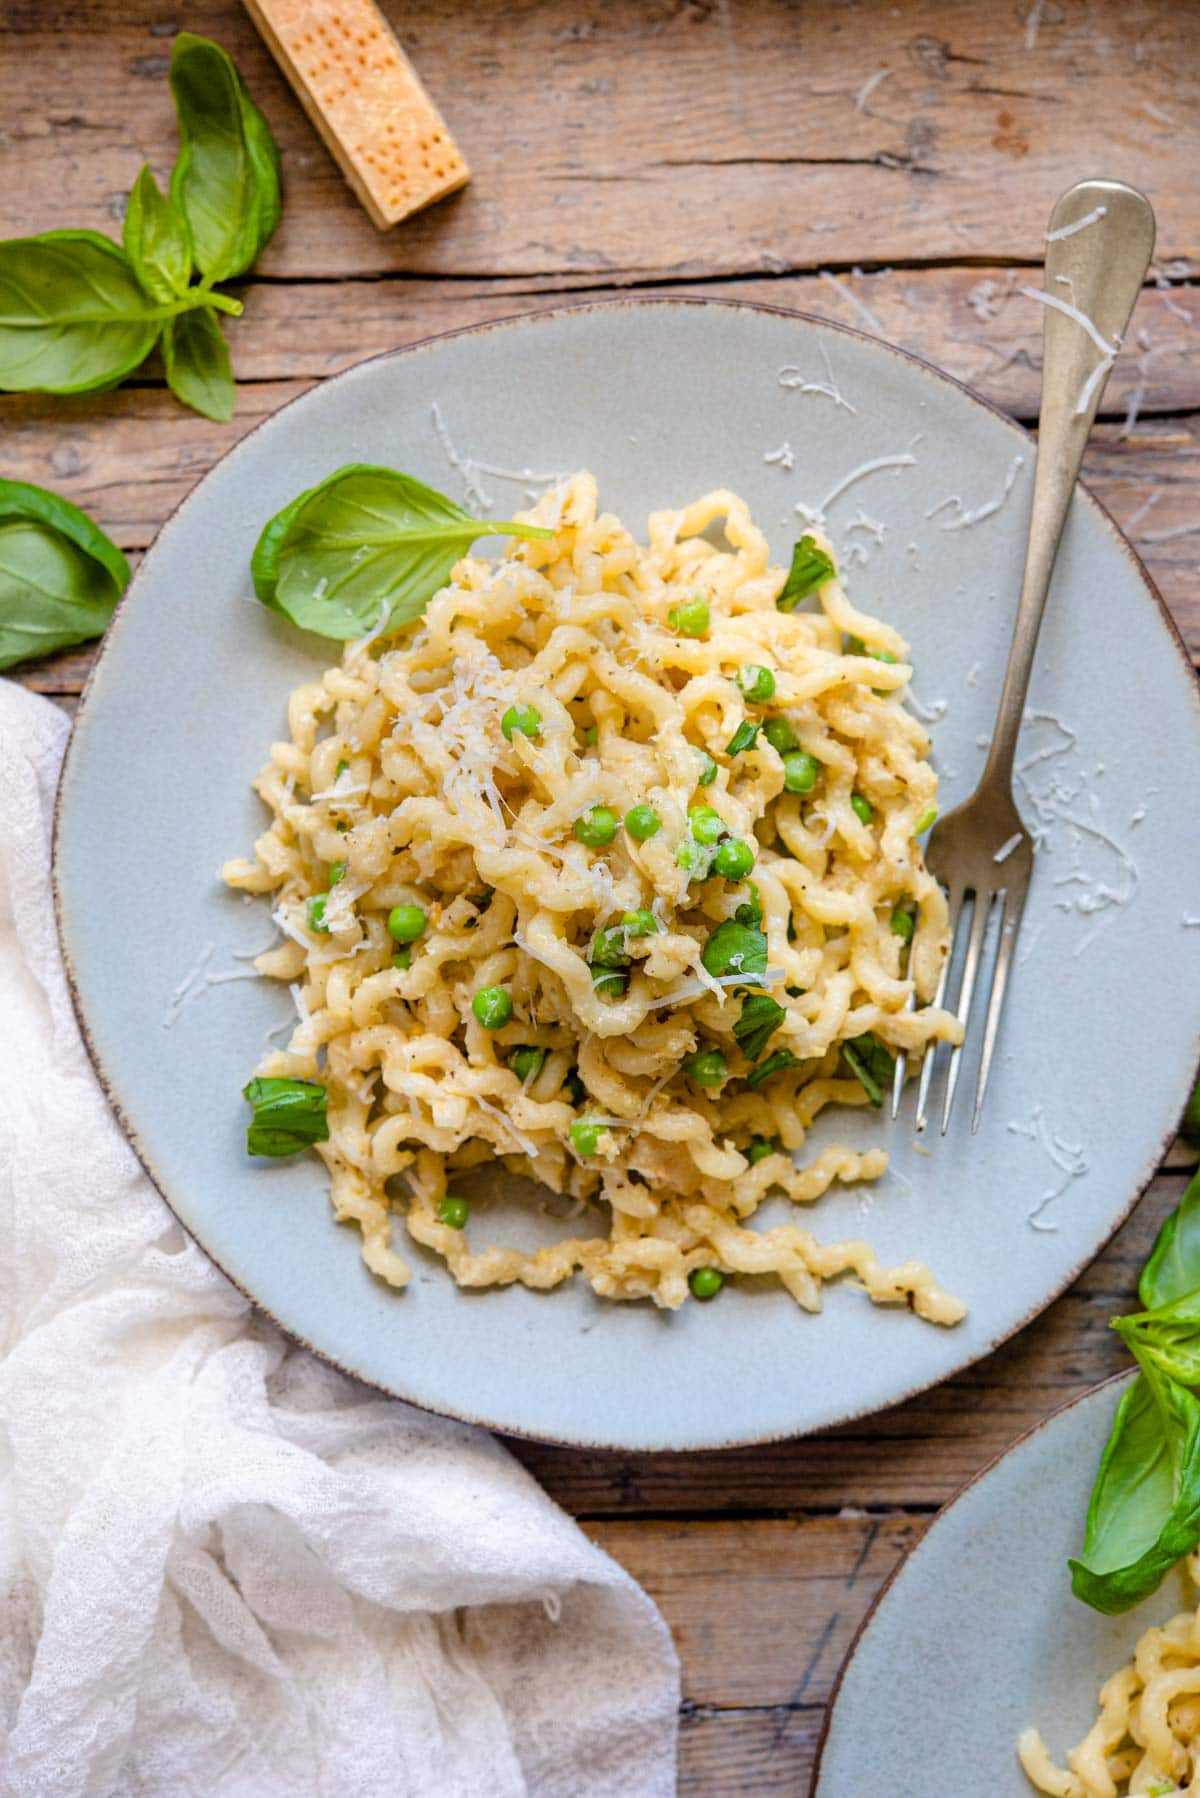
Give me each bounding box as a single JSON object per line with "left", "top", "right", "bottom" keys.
{"left": 224, "top": 472, "right": 964, "bottom": 1316}
{"left": 1020, "top": 1553, "right": 1200, "bottom": 1796}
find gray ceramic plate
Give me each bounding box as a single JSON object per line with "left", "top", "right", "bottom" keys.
{"left": 54, "top": 300, "right": 1200, "bottom": 1450}
{"left": 813, "top": 1373, "right": 1182, "bottom": 1795}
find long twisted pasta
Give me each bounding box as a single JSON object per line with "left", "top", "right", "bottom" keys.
{"left": 1020, "top": 1553, "right": 1200, "bottom": 1796}
{"left": 224, "top": 474, "right": 965, "bottom": 1320}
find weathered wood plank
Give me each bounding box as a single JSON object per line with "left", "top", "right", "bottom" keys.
{"left": 678, "top": 1704, "right": 821, "bottom": 1795}
{"left": 586, "top": 1515, "right": 921, "bottom": 1709}
{"left": 510, "top": 1172, "right": 1188, "bottom": 1515}
{"left": 2, "top": 1, "right": 1197, "bottom": 279}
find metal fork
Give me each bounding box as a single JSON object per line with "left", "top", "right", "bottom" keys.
{"left": 893, "top": 178, "right": 1156, "bottom": 1136}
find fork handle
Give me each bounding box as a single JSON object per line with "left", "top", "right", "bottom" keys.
{"left": 981, "top": 180, "right": 1156, "bottom": 790}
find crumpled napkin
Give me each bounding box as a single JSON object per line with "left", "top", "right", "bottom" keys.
{"left": 0, "top": 679, "right": 679, "bottom": 1798}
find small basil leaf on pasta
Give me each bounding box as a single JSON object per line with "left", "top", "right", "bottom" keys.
{"left": 1069, "top": 1358, "right": 1200, "bottom": 1615}
{"left": 746, "top": 1049, "right": 800, "bottom": 1090}
{"left": 725, "top": 719, "right": 760, "bottom": 756}
{"left": 169, "top": 32, "right": 282, "bottom": 283}
{"left": 251, "top": 465, "right": 555, "bottom": 640}
{"left": 0, "top": 479, "right": 129, "bottom": 670}
{"left": 123, "top": 164, "right": 193, "bottom": 302}
{"left": 0, "top": 231, "right": 163, "bottom": 395}
{"left": 162, "top": 304, "right": 235, "bottom": 422}
{"left": 1140, "top": 1167, "right": 1200, "bottom": 1310}
{"left": 777, "top": 535, "right": 836, "bottom": 611}
{"left": 701, "top": 919, "right": 767, "bottom": 980}
{"left": 243, "top": 1076, "right": 329, "bottom": 1157}
{"left": 842, "top": 1033, "right": 895, "bottom": 1107}
{"left": 733, "top": 993, "right": 785, "bottom": 1062}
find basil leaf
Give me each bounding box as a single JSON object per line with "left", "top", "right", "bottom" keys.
{"left": 251, "top": 464, "right": 555, "bottom": 640}
{"left": 734, "top": 992, "right": 786, "bottom": 1062}
{"left": 162, "top": 305, "right": 234, "bottom": 422}
{"left": 0, "top": 231, "right": 161, "bottom": 394}
{"left": 734, "top": 882, "right": 763, "bottom": 928}
{"left": 725, "top": 719, "right": 761, "bottom": 756}
{"left": 1141, "top": 1168, "right": 1200, "bottom": 1309}
{"left": 123, "top": 164, "right": 192, "bottom": 302}
{"left": 777, "top": 535, "right": 836, "bottom": 611}
{"left": 1116, "top": 1291, "right": 1200, "bottom": 1389}
{"left": 0, "top": 479, "right": 129, "bottom": 670}
{"left": 1070, "top": 1359, "right": 1200, "bottom": 1614}
{"left": 243, "top": 1075, "right": 329, "bottom": 1157}
{"left": 169, "top": 33, "right": 282, "bottom": 283}
{"left": 842, "top": 1033, "right": 895, "bottom": 1107}
{"left": 701, "top": 919, "right": 768, "bottom": 980}
{"left": 746, "top": 1049, "right": 801, "bottom": 1090}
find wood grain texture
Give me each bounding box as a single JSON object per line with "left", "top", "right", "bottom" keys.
{"left": 1, "top": 1, "right": 1197, "bottom": 279}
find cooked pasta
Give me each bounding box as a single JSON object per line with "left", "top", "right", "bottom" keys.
{"left": 1020, "top": 1555, "right": 1200, "bottom": 1796}
{"left": 223, "top": 472, "right": 965, "bottom": 1316}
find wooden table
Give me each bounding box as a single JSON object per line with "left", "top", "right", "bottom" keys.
{"left": 5, "top": 3, "right": 1197, "bottom": 1787}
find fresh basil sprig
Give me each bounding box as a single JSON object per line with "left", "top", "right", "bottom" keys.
{"left": 0, "top": 479, "right": 130, "bottom": 670}
{"left": 243, "top": 1076, "right": 330, "bottom": 1157}
{"left": 251, "top": 465, "right": 555, "bottom": 640}
{"left": 0, "top": 34, "right": 278, "bottom": 423}
{"left": 1070, "top": 1166, "right": 1200, "bottom": 1614}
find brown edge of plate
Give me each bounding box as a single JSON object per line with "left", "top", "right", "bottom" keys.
{"left": 49, "top": 293, "right": 1200, "bottom": 1454}
{"left": 808, "top": 1366, "right": 1138, "bottom": 1795}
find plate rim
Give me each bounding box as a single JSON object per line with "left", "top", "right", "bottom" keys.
{"left": 810, "top": 1366, "right": 1136, "bottom": 1790}
{"left": 49, "top": 294, "right": 1200, "bottom": 1452}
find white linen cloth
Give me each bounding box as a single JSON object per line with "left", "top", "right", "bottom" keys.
{"left": 0, "top": 680, "right": 679, "bottom": 1798}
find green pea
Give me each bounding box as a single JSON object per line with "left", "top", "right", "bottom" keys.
{"left": 890, "top": 907, "right": 915, "bottom": 943}
{"left": 736, "top": 663, "right": 776, "bottom": 704}
{"left": 668, "top": 597, "right": 710, "bottom": 637}
{"left": 782, "top": 751, "right": 819, "bottom": 794}
{"left": 307, "top": 894, "right": 329, "bottom": 934}
{"left": 388, "top": 904, "right": 427, "bottom": 943}
{"left": 571, "top": 1118, "right": 607, "bottom": 1156}
{"left": 511, "top": 1045, "right": 547, "bottom": 1083}
{"left": 914, "top": 805, "right": 937, "bottom": 835}
{"left": 689, "top": 806, "right": 725, "bottom": 845}
{"left": 625, "top": 804, "right": 661, "bottom": 842}
{"left": 582, "top": 723, "right": 599, "bottom": 746}
{"left": 684, "top": 1048, "right": 727, "bottom": 1088}
{"left": 575, "top": 805, "right": 617, "bottom": 847}
{"left": 591, "top": 927, "right": 630, "bottom": 969}
{"left": 763, "top": 716, "right": 798, "bottom": 755}
{"left": 621, "top": 908, "right": 659, "bottom": 938}
{"left": 592, "top": 968, "right": 628, "bottom": 1000}
{"left": 713, "top": 837, "right": 755, "bottom": 880}
{"left": 328, "top": 860, "right": 346, "bottom": 887}
{"left": 689, "top": 1266, "right": 724, "bottom": 1300}
{"left": 438, "top": 1195, "right": 470, "bottom": 1229}
{"left": 392, "top": 947, "right": 413, "bottom": 970}
{"left": 746, "top": 1136, "right": 777, "bottom": 1166}
{"left": 501, "top": 703, "right": 542, "bottom": 742}
{"left": 695, "top": 749, "right": 719, "bottom": 787}
{"left": 676, "top": 839, "right": 707, "bottom": 876}
{"left": 851, "top": 793, "right": 874, "bottom": 825}
{"left": 472, "top": 985, "right": 513, "bottom": 1029}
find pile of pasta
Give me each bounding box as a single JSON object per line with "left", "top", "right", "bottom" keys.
{"left": 224, "top": 472, "right": 965, "bottom": 1317}
{"left": 1020, "top": 1555, "right": 1200, "bottom": 1796}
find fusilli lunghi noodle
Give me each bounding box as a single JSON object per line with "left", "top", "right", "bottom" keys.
{"left": 1020, "top": 1553, "right": 1200, "bottom": 1796}
{"left": 224, "top": 474, "right": 966, "bottom": 1319}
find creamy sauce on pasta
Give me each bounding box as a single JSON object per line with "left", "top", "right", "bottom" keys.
{"left": 224, "top": 474, "right": 965, "bottom": 1319}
